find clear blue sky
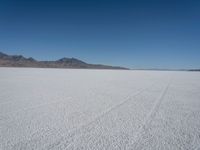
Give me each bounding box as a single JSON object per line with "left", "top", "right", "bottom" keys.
{"left": 0, "top": 0, "right": 200, "bottom": 69}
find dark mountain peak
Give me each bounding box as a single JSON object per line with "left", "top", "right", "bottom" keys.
{"left": 57, "top": 57, "right": 87, "bottom": 64}
{"left": 0, "top": 52, "right": 8, "bottom": 58}
{"left": 27, "top": 57, "right": 36, "bottom": 61}
{"left": 11, "top": 55, "right": 26, "bottom": 61}
{"left": 57, "top": 57, "right": 71, "bottom": 62}
{"left": 0, "top": 52, "right": 30, "bottom": 61}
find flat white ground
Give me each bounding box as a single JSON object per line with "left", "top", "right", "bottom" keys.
{"left": 0, "top": 68, "right": 200, "bottom": 150}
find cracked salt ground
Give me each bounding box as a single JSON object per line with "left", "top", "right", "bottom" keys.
{"left": 0, "top": 68, "right": 200, "bottom": 150}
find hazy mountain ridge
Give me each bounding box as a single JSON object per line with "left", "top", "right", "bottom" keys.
{"left": 0, "top": 52, "right": 128, "bottom": 70}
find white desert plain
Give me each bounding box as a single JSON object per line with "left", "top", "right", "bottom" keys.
{"left": 0, "top": 68, "right": 200, "bottom": 150}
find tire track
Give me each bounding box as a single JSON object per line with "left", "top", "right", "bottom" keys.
{"left": 45, "top": 82, "right": 156, "bottom": 149}
{"left": 8, "top": 83, "right": 155, "bottom": 150}
{"left": 128, "top": 77, "right": 172, "bottom": 149}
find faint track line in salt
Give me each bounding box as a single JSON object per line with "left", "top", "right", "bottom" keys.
{"left": 142, "top": 78, "right": 171, "bottom": 128}
{"left": 128, "top": 77, "right": 172, "bottom": 149}
{"left": 7, "top": 83, "right": 155, "bottom": 150}
{"left": 83, "top": 86, "right": 152, "bottom": 125}
{"left": 46, "top": 82, "right": 156, "bottom": 149}
{"left": 190, "top": 131, "right": 200, "bottom": 150}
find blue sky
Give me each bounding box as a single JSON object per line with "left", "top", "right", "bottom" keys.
{"left": 0, "top": 0, "right": 200, "bottom": 69}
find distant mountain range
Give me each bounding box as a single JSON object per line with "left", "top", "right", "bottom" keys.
{"left": 0, "top": 52, "right": 128, "bottom": 70}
